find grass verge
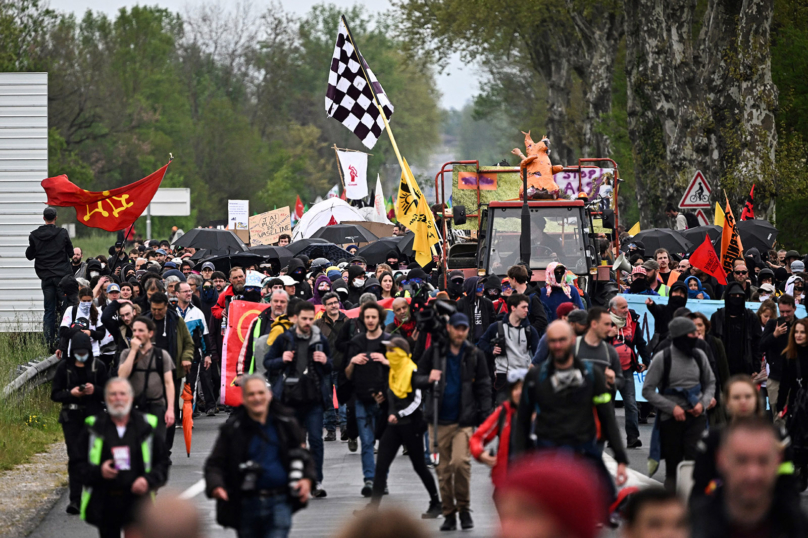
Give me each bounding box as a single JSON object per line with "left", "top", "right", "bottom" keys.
{"left": 72, "top": 231, "right": 118, "bottom": 259}
{"left": 0, "top": 332, "right": 63, "bottom": 471}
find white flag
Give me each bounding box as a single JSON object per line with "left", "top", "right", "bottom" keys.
{"left": 337, "top": 150, "right": 368, "bottom": 199}
{"left": 326, "top": 184, "right": 340, "bottom": 199}
{"left": 374, "top": 174, "right": 386, "bottom": 217}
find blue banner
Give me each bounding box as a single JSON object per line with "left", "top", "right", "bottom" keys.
{"left": 617, "top": 294, "right": 806, "bottom": 402}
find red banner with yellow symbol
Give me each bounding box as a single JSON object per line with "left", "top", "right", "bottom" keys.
{"left": 221, "top": 300, "right": 271, "bottom": 407}
{"left": 41, "top": 162, "right": 170, "bottom": 232}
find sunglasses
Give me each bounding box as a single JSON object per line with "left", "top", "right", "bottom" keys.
{"left": 734, "top": 270, "right": 748, "bottom": 275}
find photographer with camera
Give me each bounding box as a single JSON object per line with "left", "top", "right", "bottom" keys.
{"left": 205, "top": 374, "right": 315, "bottom": 538}
{"left": 477, "top": 294, "right": 539, "bottom": 404}
{"left": 264, "top": 301, "right": 332, "bottom": 498}
{"left": 51, "top": 332, "right": 109, "bottom": 515}
{"left": 116, "top": 317, "right": 176, "bottom": 448}
{"left": 417, "top": 312, "right": 492, "bottom": 531}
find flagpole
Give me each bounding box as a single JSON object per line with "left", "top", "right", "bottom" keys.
{"left": 340, "top": 16, "right": 415, "bottom": 195}
{"left": 332, "top": 144, "right": 346, "bottom": 190}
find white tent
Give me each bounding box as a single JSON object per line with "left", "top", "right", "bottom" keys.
{"left": 356, "top": 206, "right": 392, "bottom": 225}
{"left": 291, "top": 198, "right": 366, "bottom": 240}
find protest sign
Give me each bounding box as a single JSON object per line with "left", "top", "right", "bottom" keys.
{"left": 249, "top": 206, "right": 291, "bottom": 246}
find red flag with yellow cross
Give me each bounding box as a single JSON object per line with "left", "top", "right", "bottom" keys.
{"left": 41, "top": 162, "right": 170, "bottom": 232}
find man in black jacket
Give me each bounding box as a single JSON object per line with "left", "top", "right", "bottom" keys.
{"left": 205, "top": 375, "right": 315, "bottom": 538}
{"left": 77, "top": 377, "right": 169, "bottom": 538}
{"left": 710, "top": 281, "right": 762, "bottom": 376}
{"left": 512, "top": 320, "right": 629, "bottom": 507}
{"left": 26, "top": 207, "right": 74, "bottom": 350}
{"left": 100, "top": 299, "right": 137, "bottom": 356}
{"left": 760, "top": 294, "right": 797, "bottom": 416}
{"left": 690, "top": 417, "right": 807, "bottom": 538}
{"left": 314, "top": 292, "right": 347, "bottom": 442}
{"left": 51, "top": 333, "right": 108, "bottom": 515}
{"left": 456, "top": 277, "right": 495, "bottom": 343}
{"left": 286, "top": 258, "right": 312, "bottom": 300}
{"left": 417, "top": 312, "right": 492, "bottom": 531}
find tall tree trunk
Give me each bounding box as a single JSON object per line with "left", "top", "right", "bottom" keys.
{"left": 565, "top": 1, "right": 624, "bottom": 158}
{"left": 625, "top": 0, "right": 777, "bottom": 227}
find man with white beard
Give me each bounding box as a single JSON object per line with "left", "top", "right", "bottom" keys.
{"left": 77, "top": 378, "right": 169, "bottom": 538}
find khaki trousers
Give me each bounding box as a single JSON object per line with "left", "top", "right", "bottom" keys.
{"left": 430, "top": 424, "right": 472, "bottom": 516}
{"left": 767, "top": 378, "right": 780, "bottom": 417}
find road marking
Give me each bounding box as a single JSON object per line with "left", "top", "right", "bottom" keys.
{"left": 180, "top": 479, "right": 206, "bottom": 499}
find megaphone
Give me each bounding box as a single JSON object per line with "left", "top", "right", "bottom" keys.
{"left": 613, "top": 252, "right": 632, "bottom": 273}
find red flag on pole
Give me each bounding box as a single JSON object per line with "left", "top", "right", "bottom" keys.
{"left": 327, "top": 215, "right": 338, "bottom": 226}
{"left": 690, "top": 235, "right": 728, "bottom": 285}
{"left": 41, "top": 162, "right": 170, "bottom": 232}
{"left": 340, "top": 189, "right": 347, "bottom": 201}
{"left": 740, "top": 184, "right": 755, "bottom": 221}
{"left": 295, "top": 195, "right": 304, "bottom": 219}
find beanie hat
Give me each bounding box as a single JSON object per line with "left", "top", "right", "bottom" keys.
{"left": 668, "top": 317, "right": 697, "bottom": 338}
{"left": 556, "top": 302, "right": 577, "bottom": 319}
{"left": 567, "top": 309, "right": 588, "bottom": 325}
{"left": 496, "top": 453, "right": 606, "bottom": 538}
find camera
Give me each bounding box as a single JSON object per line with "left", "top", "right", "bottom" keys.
{"left": 490, "top": 334, "right": 506, "bottom": 355}
{"left": 239, "top": 460, "right": 263, "bottom": 492}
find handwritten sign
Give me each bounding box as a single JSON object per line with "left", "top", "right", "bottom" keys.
{"left": 249, "top": 207, "right": 291, "bottom": 246}
{"left": 553, "top": 168, "right": 615, "bottom": 198}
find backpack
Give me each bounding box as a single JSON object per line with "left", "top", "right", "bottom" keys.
{"left": 684, "top": 212, "right": 700, "bottom": 229}
{"left": 132, "top": 347, "right": 168, "bottom": 411}
{"left": 659, "top": 345, "right": 705, "bottom": 392}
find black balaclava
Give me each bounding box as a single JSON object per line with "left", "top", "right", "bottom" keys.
{"left": 672, "top": 334, "right": 697, "bottom": 354}
{"left": 447, "top": 270, "right": 465, "bottom": 299}
{"left": 629, "top": 276, "right": 648, "bottom": 294}
{"left": 386, "top": 250, "right": 400, "bottom": 270}
{"left": 553, "top": 265, "right": 566, "bottom": 284}
{"left": 667, "top": 282, "right": 688, "bottom": 312}
{"left": 287, "top": 258, "right": 306, "bottom": 283}
{"left": 725, "top": 281, "right": 747, "bottom": 316}
{"left": 484, "top": 274, "right": 502, "bottom": 300}
{"left": 240, "top": 287, "right": 262, "bottom": 303}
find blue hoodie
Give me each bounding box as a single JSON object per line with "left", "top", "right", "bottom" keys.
{"left": 684, "top": 276, "right": 710, "bottom": 300}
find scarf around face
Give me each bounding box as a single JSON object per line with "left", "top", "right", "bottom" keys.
{"left": 387, "top": 347, "right": 417, "bottom": 399}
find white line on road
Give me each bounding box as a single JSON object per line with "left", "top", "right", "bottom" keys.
{"left": 180, "top": 479, "right": 206, "bottom": 500}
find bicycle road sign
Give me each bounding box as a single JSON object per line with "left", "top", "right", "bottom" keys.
{"left": 679, "top": 170, "right": 712, "bottom": 208}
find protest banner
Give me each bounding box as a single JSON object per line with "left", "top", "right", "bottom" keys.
{"left": 249, "top": 206, "right": 291, "bottom": 246}
{"left": 221, "top": 301, "right": 271, "bottom": 407}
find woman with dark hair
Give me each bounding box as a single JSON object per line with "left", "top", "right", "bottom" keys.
{"left": 778, "top": 318, "right": 808, "bottom": 491}
{"left": 379, "top": 272, "right": 395, "bottom": 300}
{"left": 691, "top": 375, "right": 797, "bottom": 502}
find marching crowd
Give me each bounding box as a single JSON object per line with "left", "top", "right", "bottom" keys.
{"left": 24, "top": 206, "right": 808, "bottom": 538}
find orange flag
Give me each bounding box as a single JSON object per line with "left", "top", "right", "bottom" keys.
{"left": 719, "top": 195, "right": 744, "bottom": 275}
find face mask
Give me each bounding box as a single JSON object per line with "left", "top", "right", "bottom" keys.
{"left": 668, "top": 295, "right": 687, "bottom": 310}
{"left": 75, "top": 352, "right": 89, "bottom": 363}
{"left": 727, "top": 294, "right": 746, "bottom": 312}
{"left": 319, "top": 283, "right": 330, "bottom": 291}
{"left": 487, "top": 289, "right": 501, "bottom": 298}
{"left": 672, "top": 335, "right": 697, "bottom": 354}
{"left": 475, "top": 284, "right": 485, "bottom": 294}
{"left": 354, "top": 278, "right": 366, "bottom": 288}
{"left": 554, "top": 268, "right": 565, "bottom": 283}
{"left": 629, "top": 278, "right": 648, "bottom": 293}
{"left": 89, "top": 271, "right": 99, "bottom": 278}
{"left": 241, "top": 289, "right": 262, "bottom": 303}
{"left": 79, "top": 301, "right": 92, "bottom": 315}
{"left": 760, "top": 294, "right": 771, "bottom": 302}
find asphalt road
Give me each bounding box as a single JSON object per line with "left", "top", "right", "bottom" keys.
{"left": 27, "top": 408, "right": 808, "bottom": 538}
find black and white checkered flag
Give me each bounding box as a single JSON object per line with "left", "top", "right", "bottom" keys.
{"left": 325, "top": 18, "right": 394, "bottom": 149}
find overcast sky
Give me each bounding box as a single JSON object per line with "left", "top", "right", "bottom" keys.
{"left": 48, "top": 0, "right": 477, "bottom": 109}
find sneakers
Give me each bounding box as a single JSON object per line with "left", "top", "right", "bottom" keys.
{"left": 627, "top": 438, "right": 643, "bottom": 449}
{"left": 206, "top": 408, "right": 216, "bottom": 417}
{"left": 422, "top": 499, "right": 442, "bottom": 519}
{"left": 65, "top": 501, "right": 80, "bottom": 515}
{"left": 440, "top": 514, "right": 457, "bottom": 531}
{"left": 313, "top": 482, "right": 327, "bottom": 498}
{"left": 459, "top": 510, "right": 474, "bottom": 530}
{"left": 361, "top": 479, "right": 373, "bottom": 497}
{"left": 324, "top": 430, "right": 337, "bottom": 442}
{"left": 348, "top": 438, "right": 358, "bottom": 452}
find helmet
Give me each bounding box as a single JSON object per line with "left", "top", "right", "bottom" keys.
{"left": 311, "top": 258, "right": 330, "bottom": 272}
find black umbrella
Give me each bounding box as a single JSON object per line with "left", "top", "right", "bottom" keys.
{"left": 311, "top": 224, "right": 379, "bottom": 244}
{"left": 248, "top": 245, "right": 293, "bottom": 267}
{"left": 173, "top": 228, "right": 246, "bottom": 253}
{"left": 632, "top": 228, "right": 693, "bottom": 254}
{"left": 200, "top": 252, "right": 266, "bottom": 272}
{"left": 293, "top": 243, "right": 353, "bottom": 262}
{"left": 356, "top": 238, "right": 404, "bottom": 265}
{"left": 286, "top": 238, "right": 330, "bottom": 256}
{"left": 737, "top": 219, "right": 778, "bottom": 252}
{"left": 397, "top": 232, "right": 415, "bottom": 258}
{"left": 678, "top": 225, "right": 722, "bottom": 253}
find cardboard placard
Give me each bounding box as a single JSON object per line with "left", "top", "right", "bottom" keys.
{"left": 249, "top": 207, "right": 291, "bottom": 246}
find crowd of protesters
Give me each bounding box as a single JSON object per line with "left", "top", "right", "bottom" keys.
{"left": 24, "top": 205, "right": 808, "bottom": 538}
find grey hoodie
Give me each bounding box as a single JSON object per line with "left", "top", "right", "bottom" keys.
{"left": 642, "top": 344, "right": 715, "bottom": 421}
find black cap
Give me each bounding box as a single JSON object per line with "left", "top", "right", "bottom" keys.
{"left": 43, "top": 207, "right": 57, "bottom": 220}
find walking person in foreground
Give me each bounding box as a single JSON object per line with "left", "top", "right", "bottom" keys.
{"left": 77, "top": 377, "right": 169, "bottom": 538}
{"left": 205, "top": 374, "right": 315, "bottom": 538}
{"left": 418, "top": 312, "right": 492, "bottom": 531}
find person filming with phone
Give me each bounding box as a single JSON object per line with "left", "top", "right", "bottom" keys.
{"left": 76, "top": 377, "right": 169, "bottom": 538}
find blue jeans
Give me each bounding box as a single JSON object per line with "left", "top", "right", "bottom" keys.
{"left": 619, "top": 371, "right": 640, "bottom": 442}
{"left": 355, "top": 399, "right": 381, "bottom": 480}
{"left": 239, "top": 494, "right": 292, "bottom": 538}
{"left": 41, "top": 276, "right": 63, "bottom": 348}
{"left": 323, "top": 372, "right": 347, "bottom": 431}
{"left": 294, "top": 405, "right": 324, "bottom": 483}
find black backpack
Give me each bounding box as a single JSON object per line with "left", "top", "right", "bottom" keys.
{"left": 659, "top": 345, "right": 705, "bottom": 393}
{"left": 281, "top": 334, "right": 322, "bottom": 407}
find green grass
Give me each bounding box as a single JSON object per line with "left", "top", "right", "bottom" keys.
{"left": 72, "top": 231, "right": 118, "bottom": 259}
{"left": 0, "top": 331, "right": 63, "bottom": 471}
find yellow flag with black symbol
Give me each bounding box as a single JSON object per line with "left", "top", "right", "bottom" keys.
{"left": 395, "top": 158, "right": 439, "bottom": 267}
